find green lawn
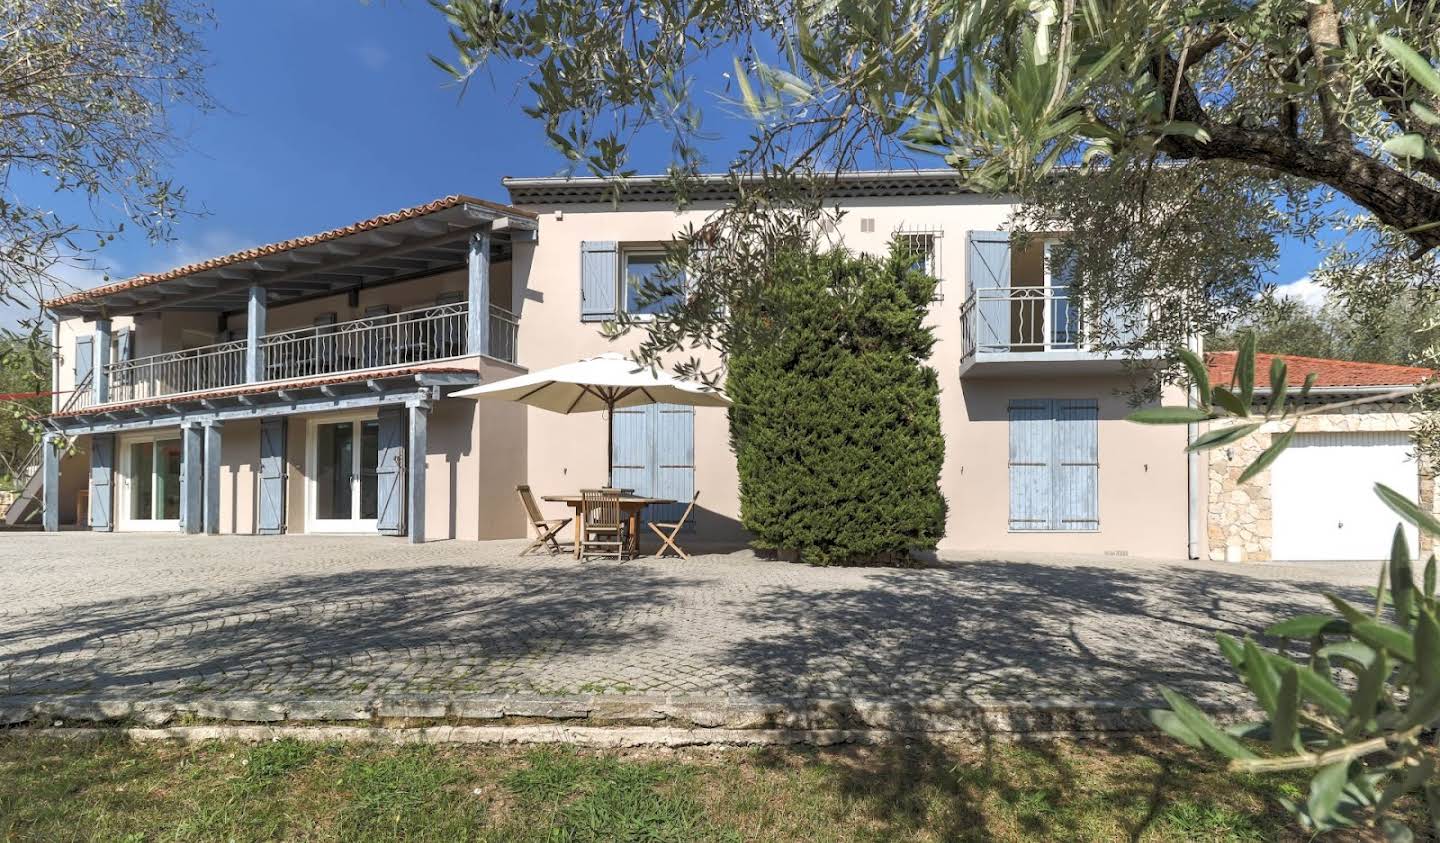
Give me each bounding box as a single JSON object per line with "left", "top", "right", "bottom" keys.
{"left": 0, "top": 733, "right": 1364, "bottom": 841}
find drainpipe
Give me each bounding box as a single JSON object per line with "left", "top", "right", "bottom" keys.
{"left": 1186, "top": 334, "right": 1204, "bottom": 561}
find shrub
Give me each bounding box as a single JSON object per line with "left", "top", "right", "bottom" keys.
{"left": 727, "top": 243, "right": 946, "bottom": 565}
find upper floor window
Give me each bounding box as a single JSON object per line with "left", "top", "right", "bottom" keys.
{"left": 623, "top": 250, "right": 685, "bottom": 317}
{"left": 581, "top": 241, "right": 686, "bottom": 322}
{"left": 895, "top": 226, "right": 943, "bottom": 300}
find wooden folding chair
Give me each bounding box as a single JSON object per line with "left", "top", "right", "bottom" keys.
{"left": 579, "top": 488, "right": 627, "bottom": 561}
{"left": 517, "top": 485, "right": 572, "bottom": 556}
{"left": 649, "top": 491, "right": 700, "bottom": 560}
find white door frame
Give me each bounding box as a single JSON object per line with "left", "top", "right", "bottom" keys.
{"left": 1041, "top": 239, "right": 1076, "bottom": 349}
{"left": 305, "top": 411, "right": 380, "bottom": 534}
{"left": 116, "top": 429, "right": 184, "bottom": 532}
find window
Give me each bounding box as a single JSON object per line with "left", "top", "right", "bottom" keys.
{"left": 580, "top": 241, "right": 685, "bottom": 322}
{"left": 895, "top": 227, "right": 942, "bottom": 300}
{"left": 623, "top": 250, "right": 685, "bottom": 316}
{"left": 1008, "top": 399, "right": 1099, "bottom": 532}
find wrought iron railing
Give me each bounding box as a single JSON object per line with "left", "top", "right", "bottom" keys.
{"left": 259, "top": 302, "right": 471, "bottom": 381}
{"left": 59, "top": 370, "right": 96, "bottom": 412}
{"left": 960, "top": 286, "right": 1153, "bottom": 362}
{"left": 488, "top": 304, "right": 519, "bottom": 364}
{"left": 105, "top": 341, "right": 248, "bottom": 404}
{"left": 962, "top": 286, "right": 1081, "bottom": 357}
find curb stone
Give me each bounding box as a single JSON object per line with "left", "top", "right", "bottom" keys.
{"left": 0, "top": 693, "right": 1261, "bottom": 743}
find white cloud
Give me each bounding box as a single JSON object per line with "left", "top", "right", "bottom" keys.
{"left": 1276, "top": 276, "right": 1329, "bottom": 309}
{"left": 0, "top": 228, "right": 254, "bottom": 333}
{"left": 140, "top": 229, "right": 254, "bottom": 275}
{"left": 352, "top": 44, "right": 391, "bottom": 72}
{"left": 0, "top": 258, "right": 115, "bottom": 333}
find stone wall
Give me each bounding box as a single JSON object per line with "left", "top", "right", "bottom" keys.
{"left": 1206, "top": 402, "right": 1437, "bottom": 561}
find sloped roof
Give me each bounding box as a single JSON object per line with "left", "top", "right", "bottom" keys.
{"left": 1206, "top": 351, "right": 1435, "bottom": 390}
{"left": 45, "top": 195, "right": 535, "bottom": 311}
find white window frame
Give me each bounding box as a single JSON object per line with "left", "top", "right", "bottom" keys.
{"left": 117, "top": 429, "right": 184, "bottom": 532}
{"left": 894, "top": 225, "right": 944, "bottom": 301}
{"left": 305, "top": 411, "right": 381, "bottom": 534}
{"left": 620, "top": 247, "right": 683, "bottom": 319}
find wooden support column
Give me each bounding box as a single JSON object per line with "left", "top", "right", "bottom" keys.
{"left": 41, "top": 433, "right": 59, "bottom": 533}
{"left": 245, "top": 285, "right": 267, "bottom": 383}
{"left": 203, "top": 421, "right": 223, "bottom": 535}
{"left": 180, "top": 422, "right": 203, "bottom": 534}
{"left": 467, "top": 228, "right": 491, "bottom": 357}
{"left": 93, "top": 319, "right": 111, "bottom": 404}
{"left": 407, "top": 402, "right": 429, "bottom": 544}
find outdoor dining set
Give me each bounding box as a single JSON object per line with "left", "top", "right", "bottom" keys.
{"left": 517, "top": 485, "right": 701, "bottom": 560}
{"left": 453, "top": 352, "right": 729, "bottom": 563}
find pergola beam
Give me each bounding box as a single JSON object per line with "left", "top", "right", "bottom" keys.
{"left": 101, "top": 227, "right": 488, "bottom": 317}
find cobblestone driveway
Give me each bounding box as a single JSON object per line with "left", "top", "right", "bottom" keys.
{"left": 0, "top": 533, "right": 1376, "bottom": 706}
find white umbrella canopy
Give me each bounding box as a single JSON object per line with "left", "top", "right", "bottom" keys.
{"left": 451, "top": 353, "right": 730, "bottom": 485}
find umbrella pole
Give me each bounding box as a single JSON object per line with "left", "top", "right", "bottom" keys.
{"left": 607, "top": 397, "right": 615, "bottom": 488}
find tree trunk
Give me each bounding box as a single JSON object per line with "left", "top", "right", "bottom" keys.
{"left": 1152, "top": 53, "right": 1440, "bottom": 255}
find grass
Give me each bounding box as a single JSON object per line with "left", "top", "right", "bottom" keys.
{"left": 0, "top": 734, "right": 1415, "bottom": 841}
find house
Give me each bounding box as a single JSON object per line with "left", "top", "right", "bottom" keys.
{"left": 17, "top": 169, "right": 1423, "bottom": 561}
{"left": 1204, "top": 351, "right": 1437, "bottom": 562}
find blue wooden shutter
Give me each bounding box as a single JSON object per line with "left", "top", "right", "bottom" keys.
{"left": 652, "top": 404, "right": 695, "bottom": 527}
{"left": 89, "top": 433, "right": 114, "bottom": 531}
{"left": 257, "top": 418, "right": 287, "bottom": 534}
{"left": 967, "top": 231, "right": 1011, "bottom": 351}
{"left": 376, "top": 407, "right": 406, "bottom": 535}
{"left": 1007, "top": 399, "right": 1053, "bottom": 531}
{"left": 74, "top": 335, "right": 93, "bottom": 388}
{"left": 1053, "top": 399, "right": 1099, "bottom": 531}
{"left": 609, "top": 403, "right": 696, "bottom": 527}
{"left": 610, "top": 405, "right": 650, "bottom": 493}
{"left": 116, "top": 328, "right": 133, "bottom": 362}
{"left": 580, "top": 241, "right": 618, "bottom": 322}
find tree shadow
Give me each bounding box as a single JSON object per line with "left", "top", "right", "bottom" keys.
{"left": 0, "top": 560, "right": 706, "bottom": 698}
{"left": 720, "top": 559, "right": 1371, "bottom": 704}
{"left": 720, "top": 560, "right": 1371, "bottom": 838}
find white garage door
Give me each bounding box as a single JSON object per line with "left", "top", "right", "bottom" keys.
{"left": 1271, "top": 432, "right": 1420, "bottom": 561}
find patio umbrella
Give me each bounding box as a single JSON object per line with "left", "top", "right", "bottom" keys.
{"left": 451, "top": 352, "right": 730, "bottom": 486}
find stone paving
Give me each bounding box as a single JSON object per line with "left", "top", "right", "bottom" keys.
{"left": 0, "top": 532, "right": 1379, "bottom": 708}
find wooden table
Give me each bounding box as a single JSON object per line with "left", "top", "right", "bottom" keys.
{"left": 543, "top": 493, "right": 675, "bottom": 558}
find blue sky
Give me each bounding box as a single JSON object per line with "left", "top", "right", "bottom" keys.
{"left": 15, "top": 0, "right": 1323, "bottom": 322}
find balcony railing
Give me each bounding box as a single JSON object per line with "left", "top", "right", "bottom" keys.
{"left": 960, "top": 286, "right": 1147, "bottom": 361}
{"left": 106, "top": 341, "right": 247, "bottom": 405}
{"left": 488, "top": 304, "right": 519, "bottom": 366}
{"left": 260, "top": 302, "right": 472, "bottom": 382}
{"left": 59, "top": 370, "right": 97, "bottom": 413}
{"left": 80, "top": 302, "right": 519, "bottom": 408}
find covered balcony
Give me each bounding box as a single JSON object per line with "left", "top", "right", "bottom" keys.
{"left": 959, "top": 231, "right": 1160, "bottom": 378}
{"left": 65, "top": 301, "right": 519, "bottom": 410}
{"left": 48, "top": 195, "right": 534, "bottom": 411}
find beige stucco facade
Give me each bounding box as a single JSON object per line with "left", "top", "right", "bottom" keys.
{"left": 478, "top": 192, "right": 1188, "bottom": 556}
{"left": 43, "top": 182, "right": 1199, "bottom": 557}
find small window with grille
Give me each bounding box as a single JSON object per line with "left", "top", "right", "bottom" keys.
{"left": 894, "top": 226, "right": 943, "bottom": 300}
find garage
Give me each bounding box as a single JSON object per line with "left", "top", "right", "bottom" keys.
{"left": 1270, "top": 431, "right": 1421, "bottom": 562}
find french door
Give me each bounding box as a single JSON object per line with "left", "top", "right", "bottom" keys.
{"left": 118, "top": 432, "right": 184, "bottom": 531}
{"left": 1042, "top": 240, "right": 1081, "bottom": 348}
{"left": 306, "top": 415, "right": 381, "bottom": 532}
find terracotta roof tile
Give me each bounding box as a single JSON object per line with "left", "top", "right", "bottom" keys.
{"left": 45, "top": 195, "right": 535, "bottom": 308}
{"left": 1206, "top": 351, "right": 1435, "bottom": 389}
{"left": 50, "top": 366, "right": 476, "bottom": 419}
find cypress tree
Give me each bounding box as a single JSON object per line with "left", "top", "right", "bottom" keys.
{"left": 728, "top": 243, "right": 946, "bottom": 565}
